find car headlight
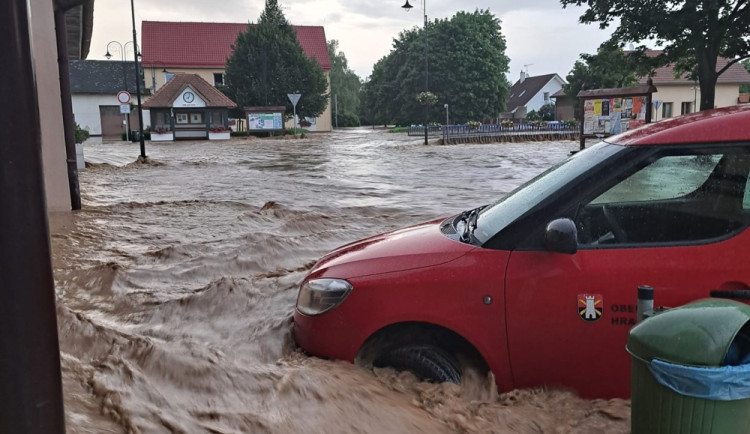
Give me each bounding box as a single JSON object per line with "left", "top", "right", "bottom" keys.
{"left": 296, "top": 278, "right": 353, "bottom": 316}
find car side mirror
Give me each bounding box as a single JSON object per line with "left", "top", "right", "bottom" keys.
{"left": 544, "top": 218, "right": 578, "bottom": 254}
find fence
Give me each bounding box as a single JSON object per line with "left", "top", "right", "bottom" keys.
{"left": 440, "top": 123, "right": 579, "bottom": 144}
{"left": 407, "top": 125, "right": 443, "bottom": 136}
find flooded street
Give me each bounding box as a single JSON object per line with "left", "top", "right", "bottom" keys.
{"left": 52, "top": 128, "right": 629, "bottom": 433}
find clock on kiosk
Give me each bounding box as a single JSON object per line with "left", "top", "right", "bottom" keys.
{"left": 183, "top": 91, "right": 195, "bottom": 104}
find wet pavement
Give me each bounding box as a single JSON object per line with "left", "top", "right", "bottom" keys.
{"left": 52, "top": 128, "right": 630, "bottom": 433}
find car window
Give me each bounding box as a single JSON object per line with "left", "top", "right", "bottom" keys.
{"left": 576, "top": 147, "right": 750, "bottom": 247}
{"left": 475, "top": 142, "right": 624, "bottom": 244}
{"left": 591, "top": 155, "right": 722, "bottom": 203}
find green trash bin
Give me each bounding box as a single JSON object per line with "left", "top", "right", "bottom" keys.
{"left": 627, "top": 299, "right": 750, "bottom": 434}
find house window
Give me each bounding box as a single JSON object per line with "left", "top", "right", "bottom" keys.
{"left": 681, "top": 102, "right": 693, "bottom": 115}
{"left": 176, "top": 113, "right": 188, "bottom": 124}
{"left": 662, "top": 102, "right": 673, "bottom": 118}
{"left": 544, "top": 92, "right": 550, "bottom": 102}
{"left": 190, "top": 113, "right": 203, "bottom": 124}
{"left": 213, "top": 73, "right": 224, "bottom": 86}
{"left": 165, "top": 73, "right": 174, "bottom": 83}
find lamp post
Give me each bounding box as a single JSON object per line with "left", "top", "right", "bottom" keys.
{"left": 402, "top": 0, "right": 429, "bottom": 145}
{"left": 130, "top": 0, "right": 146, "bottom": 158}
{"left": 150, "top": 62, "right": 169, "bottom": 94}
{"left": 444, "top": 103, "right": 449, "bottom": 126}
{"left": 105, "top": 40, "right": 135, "bottom": 61}
{"left": 105, "top": 41, "right": 134, "bottom": 141}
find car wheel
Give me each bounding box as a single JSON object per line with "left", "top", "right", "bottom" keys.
{"left": 374, "top": 344, "right": 461, "bottom": 383}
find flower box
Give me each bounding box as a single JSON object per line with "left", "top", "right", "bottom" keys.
{"left": 151, "top": 132, "right": 174, "bottom": 141}
{"left": 209, "top": 131, "right": 231, "bottom": 140}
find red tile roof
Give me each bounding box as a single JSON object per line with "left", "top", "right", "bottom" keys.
{"left": 143, "top": 73, "right": 237, "bottom": 108}
{"left": 636, "top": 50, "right": 750, "bottom": 85}
{"left": 141, "top": 21, "right": 330, "bottom": 70}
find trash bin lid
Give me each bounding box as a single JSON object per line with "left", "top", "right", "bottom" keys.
{"left": 627, "top": 299, "right": 750, "bottom": 366}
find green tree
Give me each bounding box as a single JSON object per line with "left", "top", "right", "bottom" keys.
{"left": 741, "top": 59, "right": 750, "bottom": 94}
{"left": 366, "top": 9, "right": 509, "bottom": 126}
{"left": 563, "top": 41, "right": 647, "bottom": 118}
{"left": 560, "top": 0, "right": 750, "bottom": 110}
{"left": 538, "top": 103, "right": 556, "bottom": 121}
{"left": 359, "top": 58, "right": 393, "bottom": 126}
{"left": 328, "top": 40, "right": 362, "bottom": 127}
{"left": 224, "top": 0, "right": 328, "bottom": 121}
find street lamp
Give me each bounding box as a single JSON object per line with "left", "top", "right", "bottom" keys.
{"left": 149, "top": 62, "right": 169, "bottom": 94}
{"left": 129, "top": 0, "right": 146, "bottom": 159}
{"left": 104, "top": 40, "right": 135, "bottom": 61}
{"left": 402, "top": 0, "right": 429, "bottom": 145}
{"left": 105, "top": 41, "right": 135, "bottom": 141}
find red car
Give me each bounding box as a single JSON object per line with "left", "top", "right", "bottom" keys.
{"left": 294, "top": 105, "right": 750, "bottom": 398}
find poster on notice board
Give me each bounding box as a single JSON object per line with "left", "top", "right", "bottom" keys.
{"left": 583, "top": 96, "right": 648, "bottom": 135}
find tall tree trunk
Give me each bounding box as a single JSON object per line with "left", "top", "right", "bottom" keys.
{"left": 696, "top": 46, "right": 718, "bottom": 111}
{"left": 699, "top": 75, "right": 717, "bottom": 111}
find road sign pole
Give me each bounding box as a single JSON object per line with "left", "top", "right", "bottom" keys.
{"left": 287, "top": 93, "right": 301, "bottom": 138}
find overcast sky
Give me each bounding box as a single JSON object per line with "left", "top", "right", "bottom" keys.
{"left": 90, "top": 0, "right": 615, "bottom": 84}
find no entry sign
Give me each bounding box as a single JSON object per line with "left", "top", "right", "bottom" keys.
{"left": 117, "top": 91, "right": 131, "bottom": 104}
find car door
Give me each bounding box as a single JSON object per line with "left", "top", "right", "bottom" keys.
{"left": 503, "top": 144, "right": 750, "bottom": 399}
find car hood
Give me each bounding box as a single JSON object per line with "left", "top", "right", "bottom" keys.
{"left": 310, "top": 218, "right": 476, "bottom": 279}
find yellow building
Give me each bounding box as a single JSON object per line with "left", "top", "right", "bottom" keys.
{"left": 140, "top": 21, "right": 332, "bottom": 132}
{"left": 638, "top": 51, "right": 750, "bottom": 120}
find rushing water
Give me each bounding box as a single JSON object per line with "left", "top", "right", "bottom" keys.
{"left": 52, "top": 128, "right": 630, "bottom": 433}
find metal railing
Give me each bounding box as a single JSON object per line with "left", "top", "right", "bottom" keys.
{"left": 407, "top": 125, "right": 442, "bottom": 136}
{"left": 441, "top": 123, "right": 578, "bottom": 143}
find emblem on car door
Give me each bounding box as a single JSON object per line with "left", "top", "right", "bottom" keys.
{"left": 578, "top": 294, "right": 603, "bottom": 322}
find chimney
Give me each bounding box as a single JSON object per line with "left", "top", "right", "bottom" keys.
{"left": 520, "top": 70, "right": 526, "bottom": 83}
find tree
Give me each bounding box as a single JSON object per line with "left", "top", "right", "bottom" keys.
{"left": 365, "top": 9, "right": 510, "bottom": 126}
{"left": 741, "top": 59, "right": 750, "bottom": 94}
{"left": 359, "top": 58, "right": 393, "bottom": 126}
{"left": 563, "top": 41, "right": 647, "bottom": 117}
{"left": 538, "top": 103, "right": 556, "bottom": 121}
{"left": 560, "top": 0, "right": 750, "bottom": 110}
{"left": 224, "top": 0, "right": 328, "bottom": 121}
{"left": 328, "top": 40, "right": 362, "bottom": 127}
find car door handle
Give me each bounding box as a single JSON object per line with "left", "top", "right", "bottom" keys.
{"left": 710, "top": 289, "right": 750, "bottom": 300}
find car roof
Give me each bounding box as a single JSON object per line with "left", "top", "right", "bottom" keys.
{"left": 606, "top": 104, "right": 750, "bottom": 146}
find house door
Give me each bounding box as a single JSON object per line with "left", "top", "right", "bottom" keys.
{"left": 100, "top": 105, "right": 135, "bottom": 141}
{"left": 100, "top": 106, "right": 123, "bottom": 140}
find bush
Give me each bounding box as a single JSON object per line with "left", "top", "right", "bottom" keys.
{"left": 466, "top": 120, "right": 481, "bottom": 130}
{"left": 338, "top": 111, "right": 360, "bottom": 127}
{"left": 284, "top": 128, "right": 309, "bottom": 136}
{"left": 74, "top": 123, "right": 90, "bottom": 144}
{"left": 525, "top": 110, "right": 541, "bottom": 122}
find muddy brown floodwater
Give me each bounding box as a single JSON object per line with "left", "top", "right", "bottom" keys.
{"left": 51, "top": 128, "right": 630, "bottom": 433}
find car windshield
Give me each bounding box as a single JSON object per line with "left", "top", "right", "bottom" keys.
{"left": 474, "top": 141, "right": 625, "bottom": 244}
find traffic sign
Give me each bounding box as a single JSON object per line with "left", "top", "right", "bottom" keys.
{"left": 120, "top": 104, "right": 131, "bottom": 114}
{"left": 117, "top": 91, "right": 131, "bottom": 104}
{"left": 287, "top": 93, "right": 301, "bottom": 107}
